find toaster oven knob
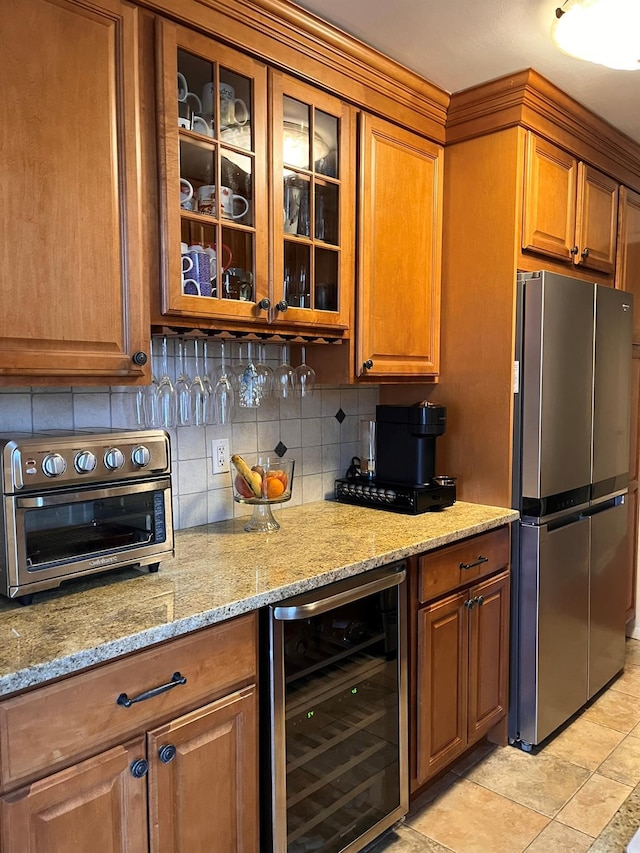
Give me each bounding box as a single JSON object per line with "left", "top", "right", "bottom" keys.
{"left": 131, "top": 445, "right": 151, "bottom": 468}
{"left": 42, "top": 453, "right": 67, "bottom": 477}
{"left": 104, "top": 447, "right": 125, "bottom": 471}
{"left": 74, "top": 450, "right": 97, "bottom": 474}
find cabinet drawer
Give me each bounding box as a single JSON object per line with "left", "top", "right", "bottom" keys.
{"left": 418, "top": 527, "right": 510, "bottom": 603}
{"left": 0, "top": 612, "right": 257, "bottom": 791}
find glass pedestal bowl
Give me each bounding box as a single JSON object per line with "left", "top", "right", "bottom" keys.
{"left": 231, "top": 455, "right": 295, "bottom": 532}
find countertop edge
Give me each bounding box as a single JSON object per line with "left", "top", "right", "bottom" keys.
{"left": 0, "top": 506, "right": 519, "bottom": 696}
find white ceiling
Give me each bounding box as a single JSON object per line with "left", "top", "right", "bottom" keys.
{"left": 294, "top": 0, "right": 640, "bottom": 145}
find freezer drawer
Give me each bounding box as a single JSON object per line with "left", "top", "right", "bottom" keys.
{"left": 517, "top": 516, "right": 590, "bottom": 746}
{"left": 589, "top": 498, "right": 627, "bottom": 697}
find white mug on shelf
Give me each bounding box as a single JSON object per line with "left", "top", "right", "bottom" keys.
{"left": 220, "top": 185, "right": 249, "bottom": 220}
{"left": 191, "top": 115, "right": 212, "bottom": 137}
{"left": 180, "top": 178, "right": 195, "bottom": 210}
{"left": 177, "top": 72, "right": 189, "bottom": 102}
{"left": 196, "top": 184, "right": 217, "bottom": 216}
{"left": 219, "top": 82, "right": 249, "bottom": 128}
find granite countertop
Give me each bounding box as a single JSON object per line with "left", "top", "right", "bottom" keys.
{"left": 0, "top": 499, "right": 518, "bottom": 697}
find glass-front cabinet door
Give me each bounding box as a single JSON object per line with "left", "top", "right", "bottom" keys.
{"left": 271, "top": 72, "right": 354, "bottom": 331}
{"left": 156, "top": 20, "right": 269, "bottom": 323}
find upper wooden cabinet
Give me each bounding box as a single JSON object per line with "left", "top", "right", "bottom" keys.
{"left": 616, "top": 186, "right": 640, "bottom": 343}
{"left": 156, "top": 19, "right": 269, "bottom": 326}
{"left": 155, "top": 19, "right": 354, "bottom": 335}
{"left": 522, "top": 133, "right": 618, "bottom": 274}
{"left": 0, "top": 0, "right": 149, "bottom": 384}
{"left": 356, "top": 114, "right": 443, "bottom": 379}
{"left": 270, "top": 72, "right": 355, "bottom": 332}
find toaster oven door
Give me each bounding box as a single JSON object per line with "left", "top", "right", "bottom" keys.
{"left": 3, "top": 477, "right": 173, "bottom": 597}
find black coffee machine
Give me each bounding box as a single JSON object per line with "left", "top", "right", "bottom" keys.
{"left": 334, "top": 401, "right": 456, "bottom": 514}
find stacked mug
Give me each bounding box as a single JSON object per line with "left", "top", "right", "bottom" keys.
{"left": 181, "top": 242, "right": 216, "bottom": 297}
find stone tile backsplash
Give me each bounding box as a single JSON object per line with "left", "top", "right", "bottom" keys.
{"left": 0, "top": 376, "right": 378, "bottom": 530}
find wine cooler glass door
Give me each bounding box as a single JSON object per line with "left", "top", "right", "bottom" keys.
{"left": 267, "top": 564, "right": 408, "bottom": 853}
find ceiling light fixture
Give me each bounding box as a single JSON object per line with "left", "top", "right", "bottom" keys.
{"left": 552, "top": 0, "right": 640, "bottom": 71}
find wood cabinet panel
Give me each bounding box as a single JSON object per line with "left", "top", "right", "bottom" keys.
{"left": 0, "top": 739, "right": 147, "bottom": 853}
{"left": 575, "top": 163, "right": 618, "bottom": 273}
{"left": 412, "top": 527, "right": 511, "bottom": 792}
{"left": 522, "top": 134, "right": 577, "bottom": 261}
{"left": 0, "top": 0, "right": 148, "bottom": 383}
{"left": 467, "top": 570, "right": 510, "bottom": 741}
{"left": 418, "top": 527, "right": 509, "bottom": 603}
{"left": 148, "top": 686, "right": 258, "bottom": 853}
{"left": 416, "top": 591, "right": 467, "bottom": 783}
{"left": 521, "top": 133, "right": 618, "bottom": 276}
{"left": 616, "top": 186, "right": 640, "bottom": 344}
{"left": 357, "top": 113, "right": 442, "bottom": 378}
{"left": 0, "top": 614, "right": 257, "bottom": 791}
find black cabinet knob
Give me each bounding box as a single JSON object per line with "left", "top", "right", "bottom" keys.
{"left": 132, "top": 351, "right": 148, "bottom": 366}
{"left": 570, "top": 245, "right": 579, "bottom": 256}
{"left": 276, "top": 300, "right": 288, "bottom": 313}
{"left": 363, "top": 359, "right": 374, "bottom": 370}
{"left": 158, "top": 744, "right": 177, "bottom": 764}
{"left": 130, "top": 758, "right": 149, "bottom": 778}
{"left": 581, "top": 247, "right": 590, "bottom": 260}
{"left": 258, "top": 297, "right": 271, "bottom": 311}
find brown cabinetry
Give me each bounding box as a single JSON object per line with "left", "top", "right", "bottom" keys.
{"left": 0, "top": 0, "right": 149, "bottom": 385}
{"left": 356, "top": 114, "right": 443, "bottom": 379}
{"left": 0, "top": 614, "right": 258, "bottom": 852}
{"left": 155, "top": 18, "right": 354, "bottom": 336}
{"left": 522, "top": 133, "right": 618, "bottom": 274}
{"left": 410, "top": 527, "right": 510, "bottom": 792}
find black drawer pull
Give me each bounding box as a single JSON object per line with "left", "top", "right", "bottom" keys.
{"left": 459, "top": 555, "right": 489, "bottom": 571}
{"left": 117, "top": 672, "right": 187, "bottom": 708}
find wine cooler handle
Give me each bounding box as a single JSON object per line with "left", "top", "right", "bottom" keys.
{"left": 273, "top": 564, "right": 406, "bottom": 620}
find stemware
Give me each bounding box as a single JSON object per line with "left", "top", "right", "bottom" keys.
{"left": 202, "top": 340, "right": 216, "bottom": 423}
{"left": 136, "top": 339, "right": 160, "bottom": 427}
{"left": 294, "top": 345, "right": 316, "bottom": 397}
{"left": 189, "top": 338, "right": 210, "bottom": 426}
{"left": 213, "top": 341, "right": 234, "bottom": 425}
{"left": 237, "top": 341, "right": 261, "bottom": 408}
{"left": 174, "top": 338, "right": 192, "bottom": 427}
{"left": 273, "top": 344, "right": 295, "bottom": 398}
{"left": 156, "top": 337, "right": 177, "bottom": 427}
{"left": 255, "top": 343, "right": 274, "bottom": 399}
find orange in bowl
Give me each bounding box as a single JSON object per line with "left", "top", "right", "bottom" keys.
{"left": 265, "top": 476, "right": 285, "bottom": 499}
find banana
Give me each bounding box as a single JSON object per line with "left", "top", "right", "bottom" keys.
{"left": 231, "top": 454, "right": 263, "bottom": 498}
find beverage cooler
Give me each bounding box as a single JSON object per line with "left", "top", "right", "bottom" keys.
{"left": 263, "top": 563, "right": 408, "bottom": 853}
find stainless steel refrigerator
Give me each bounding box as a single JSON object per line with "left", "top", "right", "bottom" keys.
{"left": 509, "top": 271, "right": 633, "bottom": 750}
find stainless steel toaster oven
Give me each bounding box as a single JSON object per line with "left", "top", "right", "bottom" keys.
{"left": 0, "top": 429, "right": 174, "bottom": 603}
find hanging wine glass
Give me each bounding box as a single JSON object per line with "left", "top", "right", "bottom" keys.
{"left": 294, "top": 345, "right": 316, "bottom": 398}
{"left": 213, "top": 340, "right": 234, "bottom": 425}
{"left": 274, "top": 343, "right": 295, "bottom": 398}
{"left": 174, "top": 337, "right": 192, "bottom": 427}
{"left": 256, "top": 343, "right": 274, "bottom": 399}
{"left": 137, "top": 338, "right": 160, "bottom": 427}
{"left": 202, "top": 339, "right": 216, "bottom": 424}
{"left": 156, "top": 336, "right": 177, "bottom": 427}
{"left": 237, "top": 341, "right": 262, "bottom": 408}
{"left": 189, "top": 338, "right": 210, "bottom": 426}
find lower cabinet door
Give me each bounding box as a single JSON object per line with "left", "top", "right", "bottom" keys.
{"left": 415, "top": 590, "right": 468, "bottom": 785}
{"left": 467, "top": 570, "right": 510, "bottom": 743}
{"left": 147, "top": 685, "right": 258, "bottom": 853}
{"left": 0, "top": 739, "right": 147, "bottom": 853}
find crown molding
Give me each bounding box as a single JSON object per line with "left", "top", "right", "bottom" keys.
{"left": 446, "top": 69, "right": 640, "bottom": 190}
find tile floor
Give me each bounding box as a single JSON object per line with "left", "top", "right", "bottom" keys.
{"left": 368, "top": 638, "right": 640, "bottom": 853}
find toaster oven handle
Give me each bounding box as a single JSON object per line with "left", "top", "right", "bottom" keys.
{"left": 16, "top": 479, "right": 169, "bottom": 508}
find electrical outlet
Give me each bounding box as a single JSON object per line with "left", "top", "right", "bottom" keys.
{"left": 211, "top": 438, "right": 230, "bottom": 475}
